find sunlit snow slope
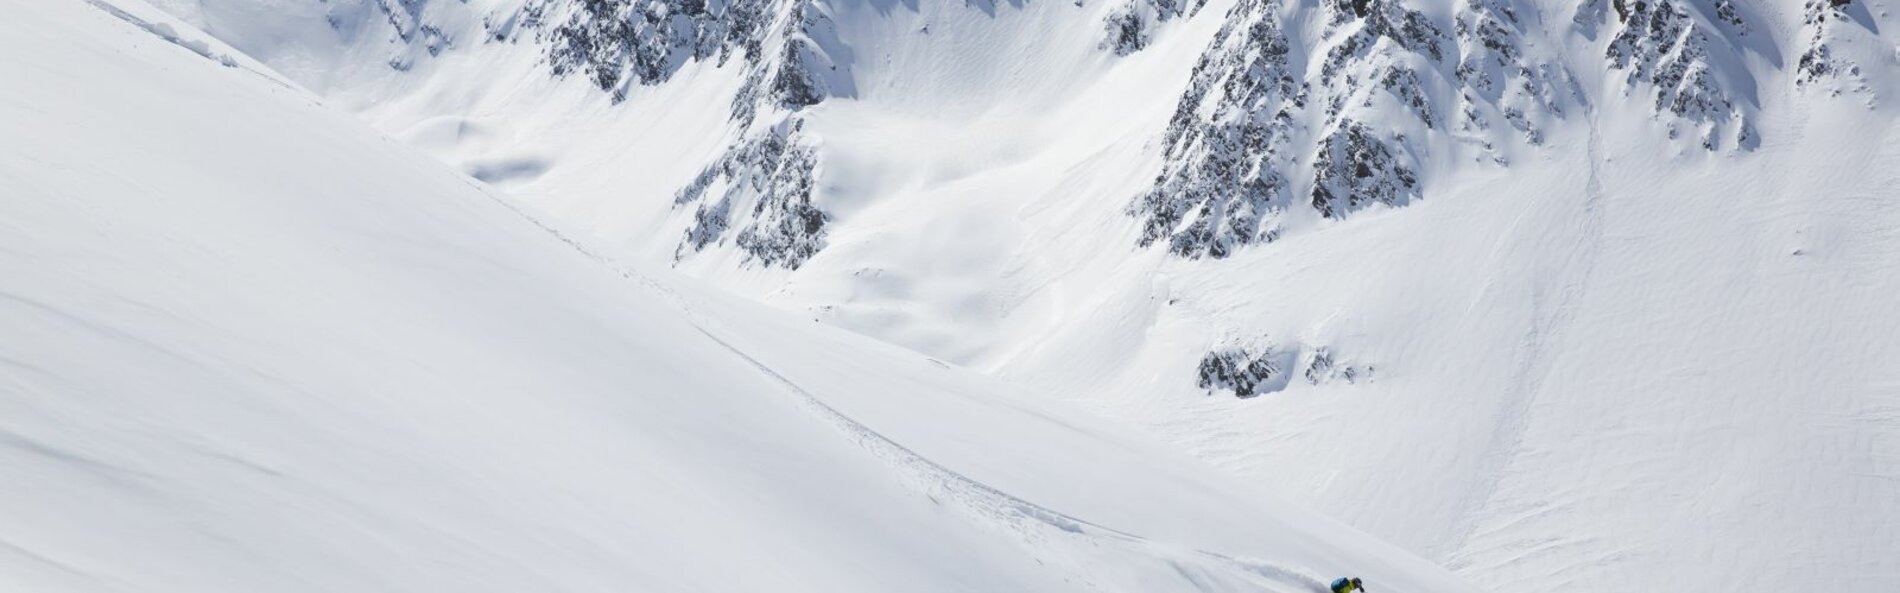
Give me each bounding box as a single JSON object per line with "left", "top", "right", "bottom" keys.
{"left": 0, "top": 1, "right": 1480, "bottom": 591}
{"left": 118, "top": 0, "right": 1900, "bottom": 592}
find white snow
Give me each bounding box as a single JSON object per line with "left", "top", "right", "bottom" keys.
{"left": 12, "top": 0, "right": 1900, "bottom": 591}
{"left": 0, "top": 0, "right": 1475, "bottom": 591}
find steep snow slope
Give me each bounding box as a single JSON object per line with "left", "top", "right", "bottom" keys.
{"left": 138, "top": 0, "right": 1900, "bottom": 592}
{"left": 0, "top": 1, "right": 1483, "bottom": 591}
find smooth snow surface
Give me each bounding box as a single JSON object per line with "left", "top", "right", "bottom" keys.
{"left": 0, "top": 1, "right": 1476, "bottom": 591}
{"left": 12, "top": 0, "right": 1900, "bottom": 591}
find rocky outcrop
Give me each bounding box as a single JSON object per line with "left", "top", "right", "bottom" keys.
{"left": 1302, "top": 347, "right": 1374, "bottom": 385}
{"left": 1133, "top": 0, "right": 1298, "bottom": 258}
{"left": 518, "top": 0, "right": 770, "bottom": 98}
{"left": 1135, "top": 0, "right": 1464, "bottom": 257}
{"left": 1454, "top": 0, "right": 1578, "bottom": 144}
{"left": 375, "top": 0, "right": 453, "bottom": 67}
{"left": 1102, "top": 0, "right": 1208, "bottom": 55}
{"left": 1310, "top": 121, "right": 1419, "bottom": 218}
{"left": 1712, "top": 0, "right": 1747, "bottom": 34}
{"left": 494, "top": 0, "right": 849, "bottom": 268}
{"left": 1319, "top": 0, "right": 1446, "bottom": 64}
{"left": 1199, "top": 341, "right": 1368, "bottom": 397}
{"left": 1797, "top": 0, "right": 1863, "bottom": 93}
{"left": 499, "top": 0, "right": 847, "bottom": 118}
{"left": 674, "top": 119, "right": 827, "bottom": 268}
{"left": 1198, "top": 344, "right": 1293, "bottom": 398}
{"left": 1309, "top": 0, "right": 1449, "bottom": 216}
{"left": 1601, "top": 0, "right": 1754, "bottom": 149}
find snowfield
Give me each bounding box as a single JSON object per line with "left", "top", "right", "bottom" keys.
{"left": 0, "top": 0, "right": 1474, "bottom": 591}
{"left": 7, "top": 0, "right": 1900, "bottom": 590}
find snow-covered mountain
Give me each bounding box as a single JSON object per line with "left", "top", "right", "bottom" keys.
{"left": 9, "top": 0, "right": 1900, "bottom": 590}
{"left": 2, "top": 1, "right": 1483, "bottom": 591}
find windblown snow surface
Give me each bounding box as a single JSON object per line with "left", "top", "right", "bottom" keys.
{"left": 0, "top": 1, "right": 1481, "bottom": 591}
{"left": 10, "top": 0, "right": 1900, "bottom": 591}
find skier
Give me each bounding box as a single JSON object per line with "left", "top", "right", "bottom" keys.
{"left": 1330, "top": 577, "right": 1365, "bottom": 593}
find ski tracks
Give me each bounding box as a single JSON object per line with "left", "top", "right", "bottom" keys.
{"left": 1444, "top": 114, "right": 1610, "bottom": 565}
{"left": 462, "top": 153, "right": 1333, "bottom": 591}
{"left": 636, "top": 274, "right": 1329, "bottom": 592}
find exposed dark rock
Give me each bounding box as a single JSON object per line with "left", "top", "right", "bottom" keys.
{"left": 500, "top": 0, "right": 851, "bottom": 267}
{"left": 674, "top": 119, "right": 827, "bottom": 269}
{"left": 525, "top": 0, "right": 770, "bottom": 97}
{"left": 1713, "top": 0, "right": 1747, "bottom": 34}
{"left": 1104, "top": 8, "right": 1148, "bottom": 55}
{"left": 1303, "top": 348, "right": 1373, "bottom": 385}
{"left": 766, "top": 0, "right": 843, "bottom": 109}
{"left": 1602, "top": 0, "right": 1753, "bottom": 150}
{"left": 1376, "top": 66, "right": 1435, "bottom": 129}
{"left": 1199, "top": 342, "right": 1372, "bottom": 397}
{"left": 1797, "top": 0, "right": 1861, "bottom": 92}
{"left": 1320, "top": 0, "right": 1446, "bottom": 63}
{"left": 1454, "top": 0, "right": 1577, "bottom": 144}
{"left": 1101, "top": 0, "right": 1207, "bottom": 56}
{"left": 1132, "top": 0, "right": 1297, "bottom": 258}
{"left": 1198, "top": 344, "right": 1292, "bottom": 398}
{"left": 1310, "top": 121, "right": 1418, "bottom": 218}
{"left": 1135, "top": 0, "right": 1498, "bottom": 258}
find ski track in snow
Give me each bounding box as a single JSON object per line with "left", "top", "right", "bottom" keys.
{"left": 30, "top": 0, "right": 1900, "bottom": 589}
{"left": 637, "top": 275, "right": 1332, "bottom": 593}
{"left": 453, "top": 157, "right": 1337, "bottom": 591}
{"left": 1444, "top": 110, "right": 1610, "bottom": 563}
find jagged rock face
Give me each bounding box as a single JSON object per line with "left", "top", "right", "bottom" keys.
{"left": 1601, "top": 0, "right": 1754, "bottom": 149}
{"left": 504, "top": 0, "right": 845, "bottom": 119}
{"left": 494, "top": 0, "right": 845, "bottom": 268}
{"left": 721, "top": 0, "right": 844, "bottom": 127}
{"left": 1319, "top": 0, "right": 1445, "bottom": 64}
{"left": 375, "top": 0, "right": 454, "bottom": 69}
{"left": 675, "top": 119, "right": 827, "bottom": 268}
{"left": 522, "top": 0, "right": 768, "bottom": 98}
{"left": 1454, "top": 0, "right": 1577, "bottom": 145}
{"left": 1134, "top": 0, "right": 1457, "bottom": 258}
{"left": 1310, "top": 0, "right": 1446, "bottom": 215}
{"left": 1310, "top": 121, "right": 1419, "bottom": 218}
{"left": 1200, "top": 341, "right": 1369, "bottom": 397}
{"left": 1131, "top": 0, "right": 1798, "bottom": 260}
{"left": 766, "top": 0, "right": 846, "bottom": 109}
{"left": 1102, "top": 0, "right": 1207, "bottom": 55}
{"left": 1198, "top": 344, "right": 1292, "bottom": 398}
{"left": 1134, "top": 0, "right": 1298, "bottom": 259}
{"left": 1798, "top": 0, "right": 1862, "bottom": 92}
{"left": 1310, "top": 0, "right": 1449, "bottom": 139}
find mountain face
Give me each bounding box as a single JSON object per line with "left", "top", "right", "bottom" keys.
{"left": 74, "top": 0, "right": 1900, "bottom": 592}
{"left": 178, "top": 0, "right": 1862, "bottom": 267}
{"left": 383, "top": 0, "right": 1802, "bottom": 268}
{"left": 3, "top": 1, "right": 1477, "bottom": 592}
